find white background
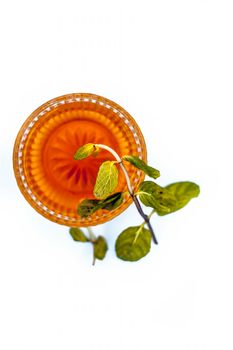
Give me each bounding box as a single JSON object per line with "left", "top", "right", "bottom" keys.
{"left": 0, "top": 1, "right": 233, "bottom": 349}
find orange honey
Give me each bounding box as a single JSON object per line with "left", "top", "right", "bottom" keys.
{"left": 13, "top": 93, "right": 147, "bottom": 226}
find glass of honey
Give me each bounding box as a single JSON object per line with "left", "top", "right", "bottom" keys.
{"left": 13, "top": 93, "right": 147, "bottom": 227}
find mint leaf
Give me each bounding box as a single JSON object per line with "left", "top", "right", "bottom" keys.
{"left": 138, "top": 181, "right": 177, "bottom": 214}
{"left": 94, "top": 236, "right": 108, "bottom": 261}
{"left": 94, "top": 161, "right": 119, "bottom": 199}
{"left": 78, "top": 192, "right": 124, "bottom": 218}
{"left": 115, "top": 226, "right": 151, "bottom": 262}
{"left": 123, "top": 155, "right": 160, "bottom": 179}
{"left": 78, "top": 199, "right": 102, "bottom": 218}
{"left": 100, "top": 192, "right": 124, "bottom": 210}
{"left": 74, "top": 143, "right": 99, "bottom": 160}
{"left": 69, "top": 227, "right": 89, "bottom": 242}
{"left": 160, "top": 181, "right": 200, "bottom": 215}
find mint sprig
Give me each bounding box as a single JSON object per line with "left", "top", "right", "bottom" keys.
{"left": 70, "top": 143, "right": 200, "bottom": 264}
{"left": 69, "top": 227, "right": 108, "bottom": 265}
{"left": 78, "top": 192, "right": 124, "bottom": 218}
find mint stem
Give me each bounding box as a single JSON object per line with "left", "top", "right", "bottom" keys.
{"left": 132, "top": 195, "right": 158, "bottom": 244}
{"left": 87, "top": 227, "right": 95, "bottom": 242}
{"left": 87, "top": 227, "right": 96, "bottom": 265}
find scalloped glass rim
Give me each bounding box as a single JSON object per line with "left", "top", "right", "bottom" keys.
{"left": 13, "top": 93, "right": 147, "bottom": 227}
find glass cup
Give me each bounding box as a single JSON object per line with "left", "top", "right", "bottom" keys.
{"left": 13, "top": 93, "right": 147, "bottom": 227}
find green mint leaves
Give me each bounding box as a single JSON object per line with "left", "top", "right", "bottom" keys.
{"left": 93, "top": 236, "right": 108, "bottom": 262}
{"left": 69, "top": 227, "right": 108, "bottom": 265}
{"left": 94, "top": 161, "right": 119, "bottom": 199}
{"left": 164, "top": 182, "right": 200, "bottom": 213}
{"left": 99, "top": 192, "right": 124, "bottom": 210}
{"left": 115, "top": 226, "right": 151, "bottom": 261}
{"left": 77, "top": 199, "right": 101, "bottom": 218}
{"left": 123, "top": 155, "right": 160, "bottom": 179}
{"left": 69, "top": 227, "right": 89, "bottom": 242}
{"left": 74, "top": 143, "right": 99, "bottom": 160}
{"left": 72, "top": 143, "right": 200, "bottom": 264}
{"left": 78, "top": 192, "right": 124, "bottom": 218}
{"left": 138, "top": 181, "right": 200, "bottom": 216}
{"left": 138, "top": 181, "right": 177, "bottom": 214}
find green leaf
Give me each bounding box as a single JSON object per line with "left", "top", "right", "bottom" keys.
{"left": 138, "top": 181, "right": 177, "bottom": 214}
{"left": 94, "top": 161, "right": 119, "bottom": 199}
{"left": 69, "top": 227, "right": 89, "bottom": 242}
{"left": 74, "top": 143, "right": 99, "bottom": 160}
{"left": 78, "top": 199, "right": 102, "bottom": 218}
{"left": 78, "top": 192, "right": 124, "bottom": 218}
{"left": 100, "top": 192, "right": 124, "bottom": 210}
{"left": 115, "top": 226, "right": 151, "bottom": 262}
{"left": 94, "top": 236, "right": 108, "bottom": 261}
{"left": 161, "top": 181, "right": 200, "bottom": 215}
{"left": 123, "top": 155, "right": 160, "bottom": 179}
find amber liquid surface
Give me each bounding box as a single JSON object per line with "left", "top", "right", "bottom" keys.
{"left": 20, "top": 100, "right": 143, "bottom": 224}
